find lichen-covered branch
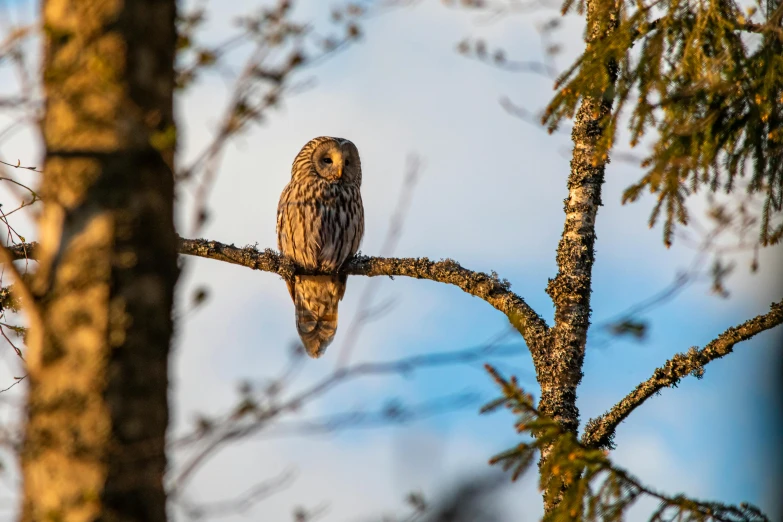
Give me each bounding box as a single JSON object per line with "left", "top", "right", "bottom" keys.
{"left": 7, "top": 238, "right": 550, "bottom": 354}
{"left": 7, "top": 242, "right": 37, "bottom": 261}
{"left": 540, "top": 11, "right": 618, "bottom": 439}
{"left": 582, "top": 299, "right": 783, "bottom": 449}
{"left": 178, "top": 237, "right": 551, "bottom": 355}
{"left": 534, "top": 0, "right": 620, "bottom": 511}
{"left": 6, "top": 236, "right": 549, "bottom": 351}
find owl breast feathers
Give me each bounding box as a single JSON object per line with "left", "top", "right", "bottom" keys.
{"left": 276, "top": 136, "right": 365, "bottom": 358}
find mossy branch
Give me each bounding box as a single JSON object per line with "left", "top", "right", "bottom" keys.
{"left": 6, "top": 238, "right": 551, "bottom": 355}
{"left": 582, "top": 299, "right": 783, "bottom": 449}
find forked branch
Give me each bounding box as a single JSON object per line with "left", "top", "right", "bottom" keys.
{"left": 582, "top": 299, "right": 783, "bottom": 449}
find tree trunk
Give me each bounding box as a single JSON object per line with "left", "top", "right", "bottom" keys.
{"left": 21, "top": 1, "right": 178, "bottom": 520}
{"left": 539, "top": 0, "right": 618, "bottom": 513}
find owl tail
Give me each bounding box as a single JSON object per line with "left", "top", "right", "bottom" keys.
{"left": 293, "top": 275, "right": 346, "bottom": 358}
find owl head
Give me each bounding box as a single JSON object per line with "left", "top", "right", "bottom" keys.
{"left": 293, "top": 136, "right": 362, "bottom": 185}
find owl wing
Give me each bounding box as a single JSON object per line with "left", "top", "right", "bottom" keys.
{"left": 337, "top": 187, "right": 365, "bottom": 268}
{"left": 334, "top": 187, "right": 364, "bottom": 303}
{"left": 277, "top": 182, "right": 303, "bottom": 303}
{"left": 315, "top": 187, "right": 364, "bottom": 275}
{"left": 348, "top": 191, "right": 365, "bottom": 257}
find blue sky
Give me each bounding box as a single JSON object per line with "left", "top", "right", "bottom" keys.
{"left": 0, "top": 0, "right": 780, "bottom": 521}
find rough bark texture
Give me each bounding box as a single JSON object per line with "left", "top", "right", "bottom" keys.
{"left": 21, "top": 1, "right": 177, "bottom": 521}
{"left": 541, "top": 18, "right": 616, "bottom": 429}
{"left": 177, "top": 238, "right": 552, "bottom": 355}
{"left": 582, "top": 299, "right": 783, "bottom": 449}
{"left": 10, "top": 238, "right": 552, "bottom": 357}
{"left": 538, "top": 0, "right": 618, "bottom": 511}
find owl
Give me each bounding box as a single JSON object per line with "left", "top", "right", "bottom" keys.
{"left": 276, "top": 136, "right": 365, "bottom": 358}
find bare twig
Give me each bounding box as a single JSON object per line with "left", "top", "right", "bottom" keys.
{"left": 0, "top": 324, "right": 23, "bottom": 360}
{"left": 255, "top": 392, "right": 480, "bottom": 438}
{"left": 582, "top": 299, "right": 783, "bottom": 449}
{"left": 175, "top": 469, "right": 296, "bottom": 520}
{"left": 444, "top": 0, "right": 560, "bottom": 24}
{"left": 462, "top": 51, "right": 556, "bottom": 78}
{"left": 0, "top": 374, "right": 26, "bottom": 394}
{"left": 171, "top": 341, "right": 528, "bottom": 491}
{"left": 0, "top": 159, "right": 41, "bottom": 173}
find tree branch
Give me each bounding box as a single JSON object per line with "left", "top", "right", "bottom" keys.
{"left": 174, "top": 469, "right": 297, "bottom": 520}
{"left": 170, "top": 340, "right": 529, "bottom": 492}
{"left": 0, "top": 245, "right": 40, "bottom": 329}
{"left": 7, "top": 242, "right": 37, "bottom": 261}
{"left": 582, "top": 299, "right": 783, "bottom": 449}
{"left": 176, "top": 237, "right": 551, "bottom": 355}
{"left": 7, "top": 238, "right": 551, "bottom": 354}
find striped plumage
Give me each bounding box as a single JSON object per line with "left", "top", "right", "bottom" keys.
{"left": 277, "top": 136, "right": 365, "bottom": 358}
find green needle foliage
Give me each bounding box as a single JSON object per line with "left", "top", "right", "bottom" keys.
{"left": 544, "top": 0, "right": 783, "bottom": 247}
{"left": 481, "top": 364, "right": 770, "bottom": 522}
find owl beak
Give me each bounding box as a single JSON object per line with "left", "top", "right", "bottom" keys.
{"left": 336, "top": 163, "right": 344, "bottom": 179}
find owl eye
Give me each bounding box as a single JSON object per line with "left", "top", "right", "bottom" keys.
{"left": 345, "top": 159, "right": 350, "bottom": 166}
{"left": 322, "top": 157, "right": 333, "bottom": 164}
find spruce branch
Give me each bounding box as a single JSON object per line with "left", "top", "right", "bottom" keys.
{"left": 544, "top": 0, "right": 783, "bottom": 248}
{"left": 483, "top": 365, "right": 771, "bottom": 522}
{"left": 582, "top": 299, "right": 783, "bottom": 449}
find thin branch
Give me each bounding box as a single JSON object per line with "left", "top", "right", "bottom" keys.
{"left": 582, "top": 299, "right": 783, "bottom": 449}
{"left": 463, "top": 52, "right": 557, "bottom": 78}
{"left": 170, "top": 341, "right": 529, "bottom": 491}
{"left": 255, "top": 392, "right": 479, "bottom": 439}
{"left": 445, "top": 0, "right": 560, "bottom": 24}
{"left": 0, "top": 374, "right": 26, "bottom": 394}
{"left": 0, "top": 324, "right": 24, "bottom": 360}
{"left": 0, "top": 159, "right": 41, "bottom": 172}
{"left": 175, "top": 469, "right": 296, "bottom": 520}
{"left": 7, "top": 242, "right": 37, "bottom": 261}
{"left": 500, "top": 96, "right": 570, "bottom": 132}
{"left": 739, "top": 2, "right": 783, "bottom": 37}
{"left": 634, "top": 13, "right": 783, "bottom": 40}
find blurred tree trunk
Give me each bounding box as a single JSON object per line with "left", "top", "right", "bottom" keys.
{"left": 21, "top": 1, "right": 178, "bottom": 520}
{"left": 540, "top": 0, "right": 618, "bottom": 512}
